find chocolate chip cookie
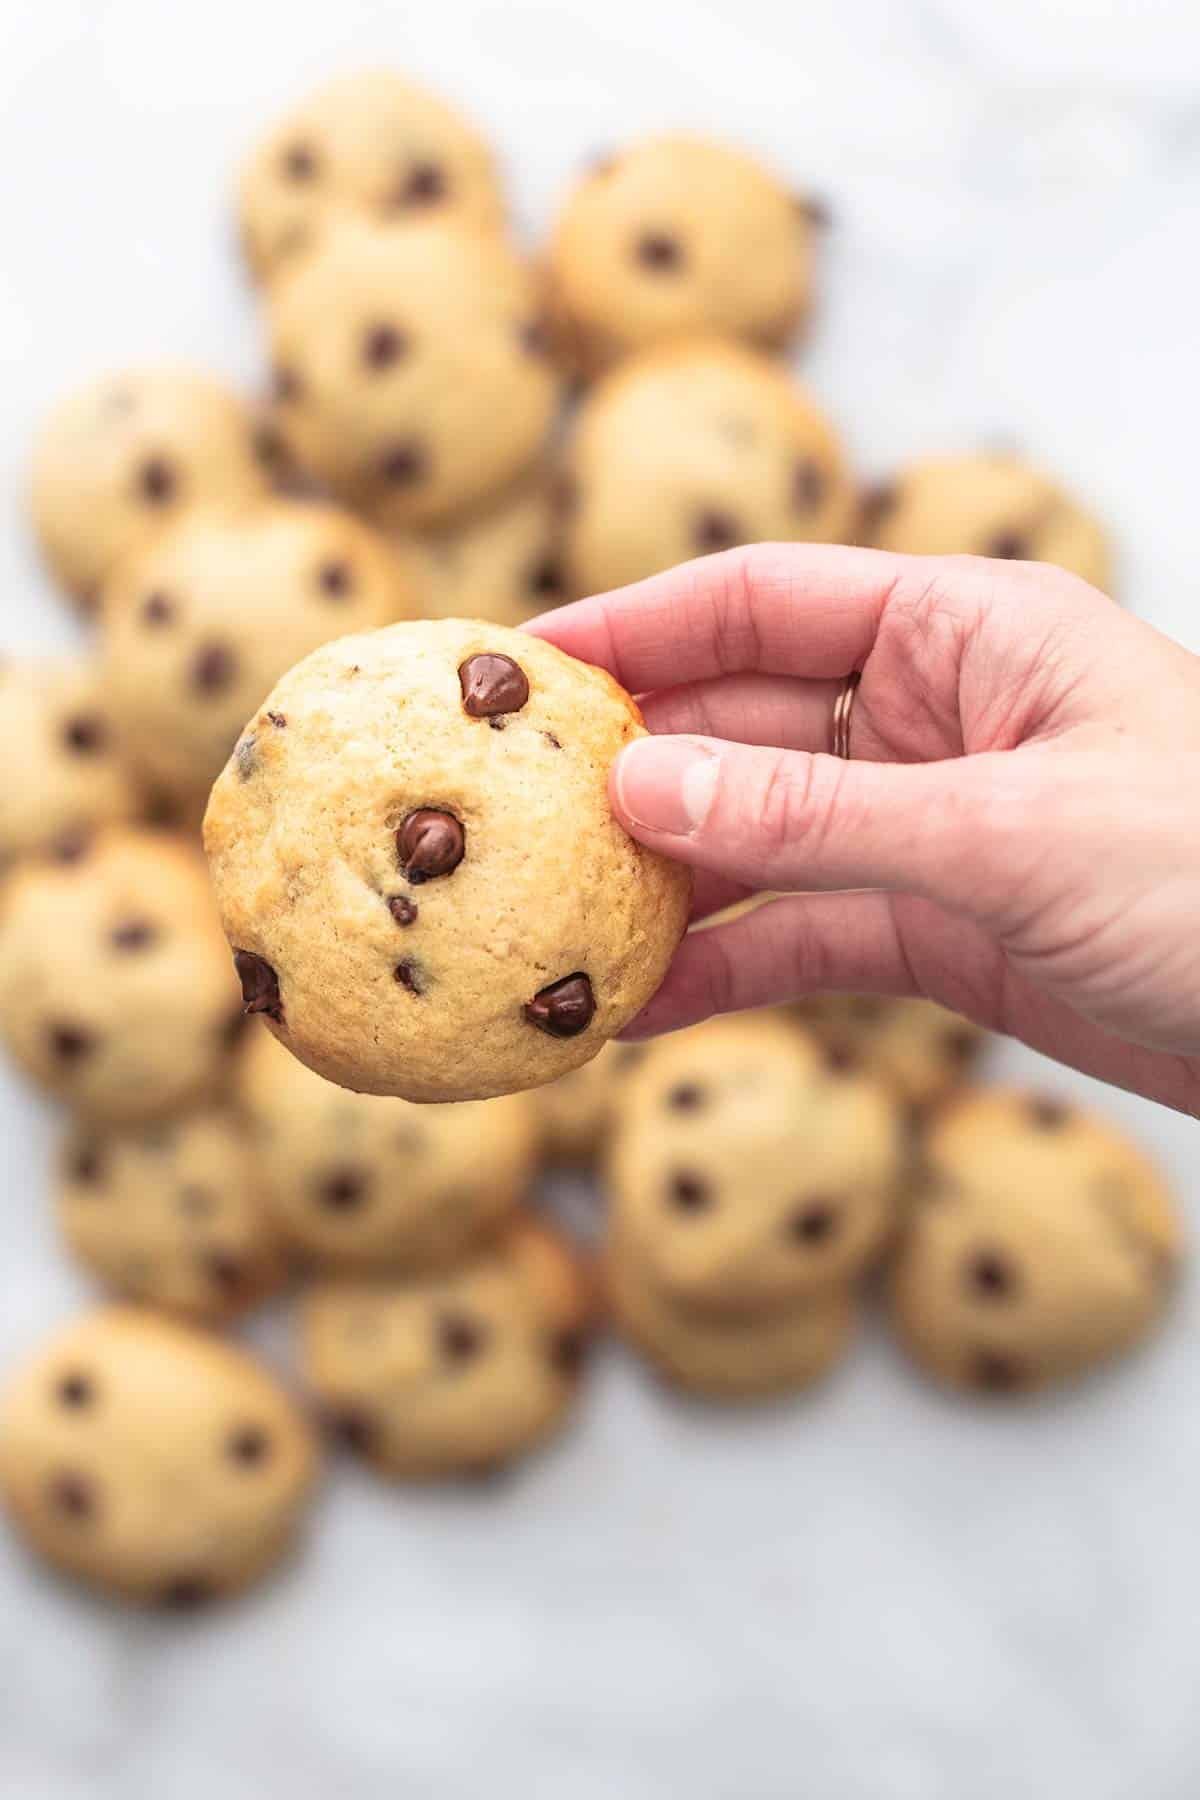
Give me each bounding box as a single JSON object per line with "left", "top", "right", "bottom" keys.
{"left": 204, "top": 619, "right": 691, "bottom": 1102}
{"left": 300, "top": 1216, "right": 593, "bottom": 1478}
{"left": 99, "top": 497, "right": 415, "bottom": 809}
{"left": 237, "top": 69, "right": 505, "bottom": 283}
{"left": 28, "top": 366, "right": 270, "bottom": 609}
{"left": 791, "top": 995, "right": 985, "bottom": 1111}
{"left": 57, "top": 1107, "right": 284, "bottom": 1320}
{"left": 0, "top": 828, "right": 241, "bottom": 1123}
{"left": 562, "top": 339, "right": 856, "bottom": 595}
{"left": 546, "top": 133, "right": 822, "bottom": 374}
{"left": 236, "top": 1021, "right": 537, "bottom": 1268}
{"left": 888, "top": 1088, "right": 1183, "bottom": 1396}
{"left": 861, "top": 452, "right": 1112, "bottom": 593}
{"left": 0, "top": 1307, "right": 318, "bottom": 1605}
{"left": 265, "top": 217, "right": 559, "bottom": 528}
{"left": 536, "top": 1039, "right": 650, "bottom": 1164}
{"left": 406, "top": 469, "right": 572, "bottom": 626}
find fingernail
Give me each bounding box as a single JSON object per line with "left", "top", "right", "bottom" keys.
{"left": 614, "top": 737, "right": 719, "bottom": 837}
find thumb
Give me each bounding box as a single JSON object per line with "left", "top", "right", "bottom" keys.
{"left": 611, "top": 733, "right": 1029, "bottom": 917}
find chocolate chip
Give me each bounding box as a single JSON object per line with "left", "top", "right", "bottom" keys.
{"left": 317, "top": 559, "right": 354, "bottom": 598}
{"left": 668, "top": 1171, "right": 711, "bottom": 1213}
{"left": 326, "top": 1408, "right": 375, "bottom": 1455}
{"left": 235, "top": 736, "right": 257, "bottom": 780}
{"left": 458, "top": 653, "right": 530, "bottom": 719}
{"left": 635, "top": 231, "right": 684, "bottom": 271}
{"left": 789, "top": 1200, "right": 841, "bottom": 1245}
{"left": 48, "top": 1023, "right": 95, "bottom": 1064}
{"left": 823, "top": 1042, "right": 859, "bottom": 1074}
{"left": 378, "top": 440, "right": 429, "bottom": 487}
{"left": 395, "top": 809, "right": 464, "bottom": 883}
{"left": 543, "top": 731, "right": 563, "bottom": 749}
{"left": 667, "top": 1082, "right": 705, "bottom": 1112}
{"left": 233, "top": 950, "right": 283, "bottom": 1022}
{"left": 986, "top": 529, "right": 1029, "bottom": 560}
{"left": 50, "top": 829, "right": 91, "bottom": 864}
{"left": 61, "top": 714, "right": 107, "bottom": 755}
{"left": 965, "top": 1248, "right": 1019, "bottom": 1300}
{"left": 397, "top": 160, "right": 446, "bottom": 207}
{"left": 394, "top": 957, "right": 427, "bottom": 996}
{"left": 943, "top": 1027, "right": 978, "bottom": 1064}
{"left": 520, "top": 318, "right": 551, "bottom": 357}
{"left": 48, "top": 1471, "right": 96, "bottom": 1522}
{"left": 267, "top": 710, "right": 287, "bottom": 729}
{"left": 693, "top": 509, "right": 742, "bottom": 554}
{"left": 797, "top": 193, "right": 833, "bottom": 229}
{"left": 318, "top": 1168, "right": 368, "bottom": 1211}
{"left": 69, "top": 1142, "right": 102, "bottom": 1185}
{"left": 161, "top": 1575, "right": 215, "bottom": 1611}
{"left": 273, "top": 365, "right": 302, "bottom": 404}
{"left": 253, "top": 423, "right": 289, "bottom": 470}
{"left": 363, "top": 323, "right": 408, "bottom": 370}
{"left": 227, "top": 1425, "right": 271, "bottom": 1467}
{"left": 282, "top": 141, "right": 318, "bottom": 181}
{"left": 138, "top": 457, "right": 176, "bottom": 506}
{"left": 205, "top": 1250, "right": 244, "bottom": 1293}
{"left": 523, "top": 972, "right": 595, "bottom": 1038}
{"left": 141, "top": 590, "right": 175, "bottom": 626}
{"left": 388, "top": 895, "right": 418, "bottom": 927}
{"left": 527, "top": 554, "right": 565, "bottom": 599}
{"left": 1029, "top": 1096, "right": 1069, "bottom": 1131}
{"left": 191, "top": 642, "right": 236, "bottom": 695}
{"left": 971, "top": 1349, "right": 1026, "bottom": 1393}
{"left": 436, "top": 1310, "right": 488, "bottom": 1363}
{"left": 110, "top": 918, "right": 157, "bottom": 951}
{"left": 794, "top": 460, "right": 826, "bottom": 513}
{"left": 859, "top": 481, "right": 898, "bottom": 534}
{"left": 551, "top": 1329, "right": 588, "bottom": 1376}
{"left": 55, "top": 1371, "right": 94, "bottom": 1409}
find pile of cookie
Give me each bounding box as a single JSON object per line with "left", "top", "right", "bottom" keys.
{"left": 0, "top": 70, "right": 1177, "bottom": 1611}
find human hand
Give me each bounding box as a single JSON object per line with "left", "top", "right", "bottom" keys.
{"left": 527, "top": 544, "right": 1200, "bottom": 1116}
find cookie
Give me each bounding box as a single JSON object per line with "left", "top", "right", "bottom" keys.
{"left": 265, "top": 217, "right": 559, "bottom": 528}
{"left": 0, "top": 828, "right": 241, "bottom": 1124}
{"left": 0, "top": 1307, "right": 318, "bottom": 1605}
{"left": 606, "top": 1243, "right": 855, "bottom": 1401}
{"left": 861, "top": 452, "right": 1112, "bottom": 592}
{"left": 0, "top": 657, "right": 142, "bottom": 869}
{"left": 204, "top": 619, "right": 691, "bottom": 1103}
{"left": 99, "top": 497, "right": 415, "bottom": 809}
{"left": 237, "top": 69, "right": 505, "bottom": 284}
{"left": 28, "top": 366, "right": 270, "bottom": 609}
{"left": 888, "top": 1089, "right": 1183, "bottom": 1396}
{"left": 562, "top": 340, "right": 856, "bottom": 595}
{"left": 236, "top": 1021, "right": 537, "bottom": 1269}
{"left": 56, "top": 1107, "right": 284, "bottom": 1320}
{"left": 406, "top": 470, "right": 571, "bottom": 627}
{"left": 536, "top": 1039, "right": 650, "bottom": 1164}
{"left": 607, "top": 1013, "right": 905, "bottom": 1313}
{"left": 545, "top": 133, "right": 820, "bottom": 374}
{"left": 790, "top": 995, "right": 985, "bottom": 1111}
{"left": 300, "top": 1216, "right": 593, "bottom": 1478}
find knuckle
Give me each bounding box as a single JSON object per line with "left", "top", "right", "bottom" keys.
{"left": 751, "top": 751, "right": 825, "bottom": 865}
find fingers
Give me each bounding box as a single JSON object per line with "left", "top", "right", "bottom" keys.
{"left": 639, "top": 672, "right": 841, "bottom": 753}
{"left": 525, "top": 542, "right": 907, "bottom": 690}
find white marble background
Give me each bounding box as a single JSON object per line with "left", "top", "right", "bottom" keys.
{"left": 2, "top": 1, "right": 1200, "bottom": 1795}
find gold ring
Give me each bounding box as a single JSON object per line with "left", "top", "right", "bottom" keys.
{"left": 831, "top": 671, "right": 860, "bottom": 760}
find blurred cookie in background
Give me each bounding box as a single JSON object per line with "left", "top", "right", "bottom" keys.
{"left": 404, "top": 469, "right": 572, "bottom": 626}
{"left": 265, "top": 218, "right": 560, "bottom": 529}
{"left": 860, "top": 452, "right": 1112, "bottom": 594}
{"left": 28, "top": 366, "right": 271, "bottom": 610}
{"left": 300, "top": 1215, "right": 594, "bottom": 1479}
{"left": 546, "top": 133, "right": 823, "bottom": 375}
{"left": 536, "top": 1038, "right": 650, "bottom": 1166}
{"left": 0, "top": 1307, "right": 319, "bottom": 1606}
{"left": 0, "top": 828, "right": 241, "bottom": 1124}
{"left": 57, "top": 1107, "right": 284, "bottom": 1322}
{"left": 0, "top": 657, "right": 143, "bottom": 870}
{"left": 99, "top": 497, "right": 415, "bottom": 811}
{"left": 237, "top": 69, "right": 505, "bottom": 285}
{"left": 888, "top": 1088, "right": 1183, "bottom": 1397}
{"left": 235, "top": 1023, "right": 538, "bottom": 1271}
{"left": 791, "top": 994, "right": 986, "bottom": 1113}
{"left": 561, "top": 340, "right": 855, "bottom": 595}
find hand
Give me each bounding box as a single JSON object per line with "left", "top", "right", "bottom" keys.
{"left": 527, "top": 544, "right": 1200, "bottom": 1116}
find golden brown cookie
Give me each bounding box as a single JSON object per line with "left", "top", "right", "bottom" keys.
{"left": 545, "top": 134, "right": 820, "bottom": 374}
{"left": 265, "top": 217, "right": 559, "bottom": 528}
{"left": 237, "top": 69, "right": 505, "bottom": 283}
{"left": 562, "top": 339, "right": 855, "bottom": 595}
{"left": 406, "top": 470, "right": 571, "bottom": 626}
{"left": 99, "top": 497, "right": 415, "bottom": 809}
{"left": 861, "top": 452, "right": 1112, "bottom": 593}
{"left": 204, "top": 619, "right": 691, "bottom": 1102}
{"left": 235, "top": 1022, "right": 537, "bottom": 1269}
{"left": 536, "top": 1038, "right": 651, "bottom": 1164}
{"left": 299, "top": 1216, "right": 593, "bottom": 1478}
{"left": 0, "top": 1307, "right": 319, "bottom": 1605}
{"left": 0, "top": 828, "right": 241, "bottom": 1123}
{"left": 790, "top": 995, "right": 985, "bottom": 1110}
{"left": 888, "top": 1088, "right": 1183, "bottom": 1396}
{"left": 28, "top": 367, "right": 270, "bottom": 608}
{"left": 56, "top": 1107, "right": 284, "bottom": 1320}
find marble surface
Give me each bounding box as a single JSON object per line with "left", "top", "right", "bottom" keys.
{"left": 3, "top": 1, "right": 1200, "bottom": 1795}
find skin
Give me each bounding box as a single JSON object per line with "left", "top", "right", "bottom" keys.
{"left": 527, "top": 543, "right": 1200, "bottom": 1117}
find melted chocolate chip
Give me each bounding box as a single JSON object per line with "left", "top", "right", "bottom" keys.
{"left": 1029, "top": 1096, "right": 1069, "bottom": 1131}
{"left": 971, "top": 1349, "right": 1026, "bottom": 1393}
{"left": 267, "top": 710, "right": 287, "bottom": 728}
{"left": 986, "top": 529, "right": 1029, "bottom": 561}
{"left": 62, "top": 714, "right": 107, "bottom": 755}
{"left": 205, "top": 1250, "right": 244, "bottom": 1293}
{"left": 318, "top": 1168, "right": 368, "bottom": 1211}
{"left": 823, "top": 1042, "right": 859, "bottom": 1074}
{"left": 794, "top": 460, "right": 826, "bottom": 513}
{"left": 693, "top": 509, "right": 742, "bottom": 554}
{"left": 398, "top": 160, "right": 446, "bottom": 207}
{"left": 282, "top": 141, "right": 318, "bottom": 182}
{"left": 789, "top": 1201, "right": 840, "bottom": 1245}
{"left": 797, "top": 194, "right": 833, "bottom": 229}
{"left": 161, "top": 1575, "right": 215, "bottom": 1611}
{"left": 48, "top": 1470, "right": 96, "bottom": 1522}
{"left": 273, "top": 365, "right": 302, "bottom": 404}
{"left": 635, "top": 231, "right": 683, "bottom": 271}
{"left": 388, "top": 895, "right": 418, "bottom": 927}
{"left": 458, "top": 653, "right": 530, "bottom": 719}
{"left": 551, "top": 1329, "right": 588, "bottom": 1377}
{"left": 943, "top": 1027, "right": 978, "bottom": 1064}
{"left": 138, "top": 457, "right": 176, "bottom": 506}
{"left": 394, "top": 957, "right": 427, "bottom": 996}
{"left": 527, "top": 555, "right": 565, "bottom": 599}
{"left": 48, "top": 1023, "right": 95, "bottom": 1064}
{"left": 70, "top": 1142, "right": 102, "bottom": 1185}
{"left": 965, "top": 1248, "right": 1019, "bottom": 1300}
{"left": 667, "top": 1082, "right": 705, "bottom": 1112}
{"left": 327, "top": 1408, "right": 375, "bottom": 1455}
{"left": 191, "top": 642, "right": 237, "bottom": 695}
{"left": 233, "top": 950, "right": 283, "bottom": 1022}
{"left": 317, "top": 559, "right": 354, "bottom": 598}
{"left": 859, "top": 481, "right": 898, "bottom": 535}
{"left": 668, "top": 1171, "right": 711, "bottom": 1213}
{"left": 378, "top": 440, "right": 429, "bottom": 487}
{"left": 436, "top": 1310, "right": 488, "bottom": 1363}
{"left": 141, "top": 590, "right": 175, "bottom": 626}
{"left": 253, "top": 423, "right": 289, "bottom": 470}
{"left": 227, "top": 1425, "right": 271, "bottom": 1467}
{"left": 523, "top": 973, "right": 595, "bottom": 1038}
{"left": 110, "top": 918, "right": 157, "bottom": 952}
{"left": 363, "top": 323, "right": 408, "bottom": 370}
{"left": 395, "top": 809, "right": 464, "bottom": 883}
{"left": 56, "top": 1371, "right": 94, "bottom": 1409}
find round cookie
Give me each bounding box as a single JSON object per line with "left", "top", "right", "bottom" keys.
{"left": 265, "top": 217, "right": 559, "bottom": 528}
{"left": 0, "top": 1307, "right": 318, "bottom": 1606}
{"left": 204, "top": 618, "right": 691, "bottom": 1103}
{"left": 0, "top": 828, "right": 241, "bottom": 1124}
{"left": 790, "top": 995, "right": 985, "bottom": 1111}
{"left": 236, "top": 1022, "right": 537, "bottom": 1269}
{"left": 300, "top": 1216, "right": 593, "bottom": 1478}
{"left": 57, "top": 1108, "right": 284, "bottom": 1321}
{"left": 861, "top": 452, "right": 1112, "bottom": 593}
{"left": 407, "top": 470, "right": 572, "bottom": 627}
{"left": 562, "top": 340, "right": 856, "bottom": 595}
{"left": 28, "top": 366, "right": 270, "bottom": 608}
{"left": 888, "top": 1088, "right": 1183, "bottom": 1396}
{"left": 606, "top": 1245, "right": 856, "bottom": 1401}
{"left": 607, "top": 1013, "right": 905, "bottom": 1313}
{"left": 237, "top": 69, "right": 505, "bottom": 284}
{"left": 0, "top": 657, "right": 142, "bottom": 869}
{"left": 99, "top": 497, "right": 415, "bottom": 809}
{"left": 536, "top": 1038, "right": 650, "bottom": 1164}
{"left": 545, "top": 133, "right": 821, "bottom": 374}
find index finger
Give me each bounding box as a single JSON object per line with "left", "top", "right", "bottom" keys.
{"left": 523, "top": 542, "right": 908, "bottom": 692}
